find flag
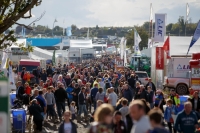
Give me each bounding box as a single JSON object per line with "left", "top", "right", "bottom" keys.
{"left": 134, "top": 27, "right": 142, "bottom": 56}
{"left": 163, "top": 36, "right": 170, "bottom": 59}
{"left": 154, "top": 14, "right": 166, "bottom": 42}
{"left": 66, "top": 27, "right": 72, "bottom": 36}
{"left": 186, "top": 3, "right": 190, "bottom": 22}
{"left": 52, "top": 50, "right": 56, "bottom": 66}
{"left": 1, "top": 49, "right": 9, "bottom": 69}
{"left": 187, "top": 20, "right": 200, "bottom": 55}
{"left": 150, "top": 3, "right": 153, "bottom": 22}
{"left": 124, "top": 39, "right": 127, "bottom": 66}
{"left": 120, "top": 37, "right": 125, "bottom": 59}
{"left": 63, "top": 19, "right": 65, "bottom": 36}
{"left": 87, "top": 28, "right": 89, "bottom": 39}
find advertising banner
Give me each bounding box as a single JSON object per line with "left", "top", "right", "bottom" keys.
{"left": 154, "top": 14, "right": 166, "bottom": 42}
{"left": 156, "top": 47, "right": 164, "bottom": 70}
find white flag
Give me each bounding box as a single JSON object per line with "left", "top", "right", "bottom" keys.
{"left": 124, "top": 39, "right": 127, "bottom": 66}
{"left": 87, "top": 28, "right": 90, "bottom": 39}
{"left": 1, "top": 49, "right": 8, "bottom": 69}
{"left": 134, "top": 28, "right": 142, "bottom": 56}
{"left": 154, "top": 14, "right": 166, "bottom": 42}
{"left": 150, "top": 3, "right": 153, "bottom": 22}
{"left": 120, "top": 37, "right": 125, "bottom": 59}
{"left": 186, "top": 3, "right": 190, "bottom": 22}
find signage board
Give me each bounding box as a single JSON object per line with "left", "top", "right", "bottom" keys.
{"left": 156, "top": 47, "right": 164, "bottom": 70}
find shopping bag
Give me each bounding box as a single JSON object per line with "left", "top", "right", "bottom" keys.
{"left": 172, "top": 114, "right": 177, "bottom": 123}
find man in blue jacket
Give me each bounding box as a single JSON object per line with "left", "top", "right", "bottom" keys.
{"left": 175, "top": 101, "right": 198, "bottom": 133}
{"left": 90, "top": 83, "right": 99, "bottom": 110}
{"left": 123, "top": 84, "right": 133, "bottom": 103}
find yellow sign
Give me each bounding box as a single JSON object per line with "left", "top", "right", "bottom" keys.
{"left": 191, "top": 79, "right": 200, "bottom": 85}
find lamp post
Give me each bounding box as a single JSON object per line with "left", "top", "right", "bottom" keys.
{"left": 52, "top": 19, "right": 58, "bottom": 37}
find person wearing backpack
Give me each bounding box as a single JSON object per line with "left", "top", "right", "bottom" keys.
{"left": 44, "top": 86, "right": 57, "bottom": 122}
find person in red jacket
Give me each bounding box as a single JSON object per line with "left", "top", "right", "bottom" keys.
{"left": 24, "top": 82, "right": 31, "bottom": 95}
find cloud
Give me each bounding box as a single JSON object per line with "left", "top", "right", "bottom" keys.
{"left": 17, "top": 0, "right": 200, "bottom": 28}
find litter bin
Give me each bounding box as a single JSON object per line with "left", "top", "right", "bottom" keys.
{"left": 12, "top": 109, "right": 26, "bottom": 133}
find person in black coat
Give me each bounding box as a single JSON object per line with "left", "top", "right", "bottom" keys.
{"left": 128, "top": 74, "right": 136, "bottom": 89}
{"left": 134, "top": 85, "right": 147, "bottom": 100}
{"left": 16, "top": 81, "right": 24, "bottom": 100}
{"left": 29, "top": 99, "right": 44, "bottom": 132}
{"left": 112, "top": 111, "right": 126, "bottom": 133}
{"left": 145, "top": 78, "right": 156, "bottom": 94}
{"left": 58, "top": 110, "right": 77, "bottom": 133}
{"left": 72, "top": 83, "right": 81, "bottom": 111}
{"left": 54, "top": 84, "right": 68, "bottom": 121}
{"left": 191, "top": 91, "right": 200, "bottom": 118}
{"left": 125, "top": 114, "right": 133, "bottom": 133}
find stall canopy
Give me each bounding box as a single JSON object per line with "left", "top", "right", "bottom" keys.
{"left": 69, "top": 39, "right": 93, "bottom": 48}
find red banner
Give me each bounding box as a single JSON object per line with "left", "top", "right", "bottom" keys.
{"left": 156, "top": 47, "right": 164, "bottom": 70}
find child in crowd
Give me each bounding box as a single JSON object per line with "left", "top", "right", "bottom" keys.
{"left": 119, "top": 98, "right": 129, "bottom": 121}
{"left": 164, "top": 99, "right": 177, "bottom": 133}
{"left": 24, "top": 82, "right": 31, "bottom": 95}
{"left": 148, "top": 109, "right": 170, "bottom": 133}
{"left": 70, "top": 101, "right": 76, "bottom": 120}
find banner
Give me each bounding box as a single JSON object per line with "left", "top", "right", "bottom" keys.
{"left": 124, "top": 39, "right": 127, "bottom": 66}
{"left": 66, "top": 27, "right": 72, "bottom": 36}
{"left": 134, "top": 28, "right": 142, "bottom": 56}
{"left": 154, "top": 14, "right": 166, "bottom": 42}
{"left": 156, "top": 47, "right": 164, "bottom": 70}
{"left": 120, "top": 37, "right": 125, "bottom": 59}
{"left": 187, "top": 20, "right": 200, "bottom": 55}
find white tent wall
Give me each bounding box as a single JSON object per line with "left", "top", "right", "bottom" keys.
{"left": 32, "top": 47, "right": 53, "bottom": 60}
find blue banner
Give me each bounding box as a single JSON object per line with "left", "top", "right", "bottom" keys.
{"left": 187, "top": 20, "right": 200, "bottom": 55}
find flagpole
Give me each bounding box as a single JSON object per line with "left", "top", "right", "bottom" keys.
{"left": 185, "top": 3, "right": 187, "bottom": 36}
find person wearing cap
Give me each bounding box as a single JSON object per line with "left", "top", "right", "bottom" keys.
{"left": 29, "top": 99, "right": 44, "bottom": 132}
{"left": 169, "top": 89, "right": 180, "bottom": 107}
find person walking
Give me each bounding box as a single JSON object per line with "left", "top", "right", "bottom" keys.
{"left": 175, "top": 102, "right": 198, "bottom": 133}
{"left": 145, "top": 78, "right": 156, "bottom": 94}
{"left": 58, "top": 110, "right": 77, "bottom": 133}
{"left": 29, "top": 99, "right": 44, "bottom": 132}
{"left": 44, "top": 86, "right": 57, "bottom": 122}
{"left": 164, "top": 99, "right": 177, "bottom": 133}
{"left": 129, "top": 100, "right": 151, "bottom": 133}
{"left": 77, "top": 87, "right": 88, "bottom": 123}
{"left": 108, "top": 87, "right": 118, "bottom": 109}
{"left": 54, "top": 83, "right": 68, "bottom": 121}
{"left": 91, "top": 83, "right": 99, "bottom": 110}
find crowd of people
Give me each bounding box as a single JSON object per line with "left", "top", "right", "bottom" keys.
{"left": 13, "top": 55, "right": 200, "bottom": 133}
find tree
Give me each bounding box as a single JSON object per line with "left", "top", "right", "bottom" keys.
{"left": 0, "top": 0, "right": 42, "bottom": 49}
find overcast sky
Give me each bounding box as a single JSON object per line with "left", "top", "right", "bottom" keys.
{"left": 18, "top": 0, "right": 200, "bottom": 28}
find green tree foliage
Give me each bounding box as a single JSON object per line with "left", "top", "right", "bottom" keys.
{"left": 0, "top": 0, "right": 42, "bottom": 49}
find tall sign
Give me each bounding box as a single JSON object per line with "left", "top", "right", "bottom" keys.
{"left": 156, "top": 47, "right": 164, "bottom": 70}
{"left": 190, "top": 59, "right": 200, "bottom": 91}
{"left": 0, "top": 71, "right": 9, "bottom": 133}
{"left": 154, "top": 14, "right": 166, "bottom": 42}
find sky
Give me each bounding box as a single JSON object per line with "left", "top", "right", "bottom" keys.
{"left": 18, "top": 0, "right": 200, "bottom": 28}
